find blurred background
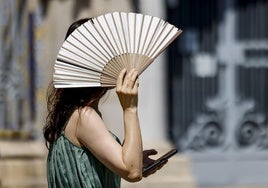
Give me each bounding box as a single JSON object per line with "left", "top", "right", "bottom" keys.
{"left": 0, "top": 0, "right": 267, "bottom": 188}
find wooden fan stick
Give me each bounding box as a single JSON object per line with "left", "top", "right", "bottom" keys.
{"left": 100, "top": 53, "right": 153, "bottom": 86}
{"left": 102, "top": 57, "right": 123, "bottom": 78}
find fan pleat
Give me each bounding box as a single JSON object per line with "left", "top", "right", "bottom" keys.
{"left": 55, "top": 82, "right": 101, "bottom": 88}
{"left": 153, "top": 28, "right": 182, "bottom": 59}
{"left": 54, "top": 12, "right": 182, "bottom": 88}
{"left": 147, "top": 22, "right": 167, "bottom": 58}
{"left": 60, "top": 42, "right": 103, "bottom": 70}
{"left": 95, "top": 16, "right": 123, "bottom": 66}
{"left": 55, "top": 61, "right": 100, "bottom": 77}
{"left": 97, "top": 14, "right": 127, "bottom": 72}
{"left": 55, "top": 59, "right": 115, "bottom": 83}
{"left": 104, "top": 13, "right": 127, "bottom": 67}
{"left": 55, "top": 64, "right": 100, "bottom": 81}
{"left": 79, "top": 24, "right": 112, "bottom": 62}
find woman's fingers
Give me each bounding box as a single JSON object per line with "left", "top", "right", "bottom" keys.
{"left": 123, "top": 69, "right": 138, "bottom": 89}
{"left": 116, "top": 68, "right": 127, "bottom": 90}
{"left": 144, "top": 149, "right": 158, "bottom": 156}
{"left": 117, "top": 68, "right": 139, "bottom": 91}
{"left": 116, "top": 68, "right": 139, "bottom": 110}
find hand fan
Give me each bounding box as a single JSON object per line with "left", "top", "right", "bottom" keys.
{"left": 53, "top": 12, "right": 182, "bottom": 88}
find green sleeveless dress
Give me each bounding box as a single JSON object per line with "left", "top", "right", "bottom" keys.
{"left": 46, "top": 132, "right": 121, "bottom": 188}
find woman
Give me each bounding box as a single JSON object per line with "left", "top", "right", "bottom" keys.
{"left": 43, "top": 18, "right": 163, "bottom": 188}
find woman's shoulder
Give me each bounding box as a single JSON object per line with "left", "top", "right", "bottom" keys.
{"left": 73, "top": 106, "right": 103, "bottom": 129}
{"left": 64, "top": 107, "right": 101, "bottom": 147}
{"left": 77, "top": 107, "right": 100, "bottom": 120}
{"left": 77, "top": 106, "right": 95, "bottom": 114}
{"left": 71, "top": 106, "right": 97, "bottom": 120}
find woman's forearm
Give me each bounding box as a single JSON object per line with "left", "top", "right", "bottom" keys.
{"left": 122, "top": 108, "right": 143, "bottom": 182}
{"left": 115, "top": 68, "right": 142, "bottom": 181}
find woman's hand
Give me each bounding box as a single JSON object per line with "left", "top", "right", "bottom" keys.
{"left": 143, "top": 149, "right": 157, "bottom": 168}
{"left": 116, "top": 68, "right": 139, "bottom": 111}
{"left": 142, "top": 149, "right": 168, "bottom": 177}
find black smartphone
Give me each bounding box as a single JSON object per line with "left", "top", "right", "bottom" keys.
{"left": 142, "top": 148, "right": 178, "bottom": 176}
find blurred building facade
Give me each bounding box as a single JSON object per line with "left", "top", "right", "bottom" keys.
{"left": 166, "top": 0, "right": 268, "bottom": 186}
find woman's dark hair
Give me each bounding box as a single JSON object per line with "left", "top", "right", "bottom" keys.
{"left": 43, "top": 18, "right": 109, "bottom": 148}
{"left": 64, "top": 18, "right": 90, "bottom": 40}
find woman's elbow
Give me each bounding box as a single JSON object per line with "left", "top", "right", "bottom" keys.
{"left": 124, "top": 171, "right": 143, "bottom": 182}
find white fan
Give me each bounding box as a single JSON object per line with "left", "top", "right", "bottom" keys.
{"left": 53, "top": 12, "right": 182, "bottom": 88}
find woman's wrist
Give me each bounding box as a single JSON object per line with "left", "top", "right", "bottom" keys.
{"left": 123, "top": 107, "right": 138, "bottom": 114}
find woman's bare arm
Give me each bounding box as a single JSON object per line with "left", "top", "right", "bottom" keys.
{"left": 75, "top": 69, "right": 143, "bottom": 182}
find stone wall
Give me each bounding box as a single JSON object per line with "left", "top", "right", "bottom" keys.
{"left": 0, "top": 141, "right": 47, "bottom": 188}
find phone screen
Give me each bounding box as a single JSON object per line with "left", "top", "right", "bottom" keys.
{"left": 142, "top": 149, "right": 178, "bottom": 176}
